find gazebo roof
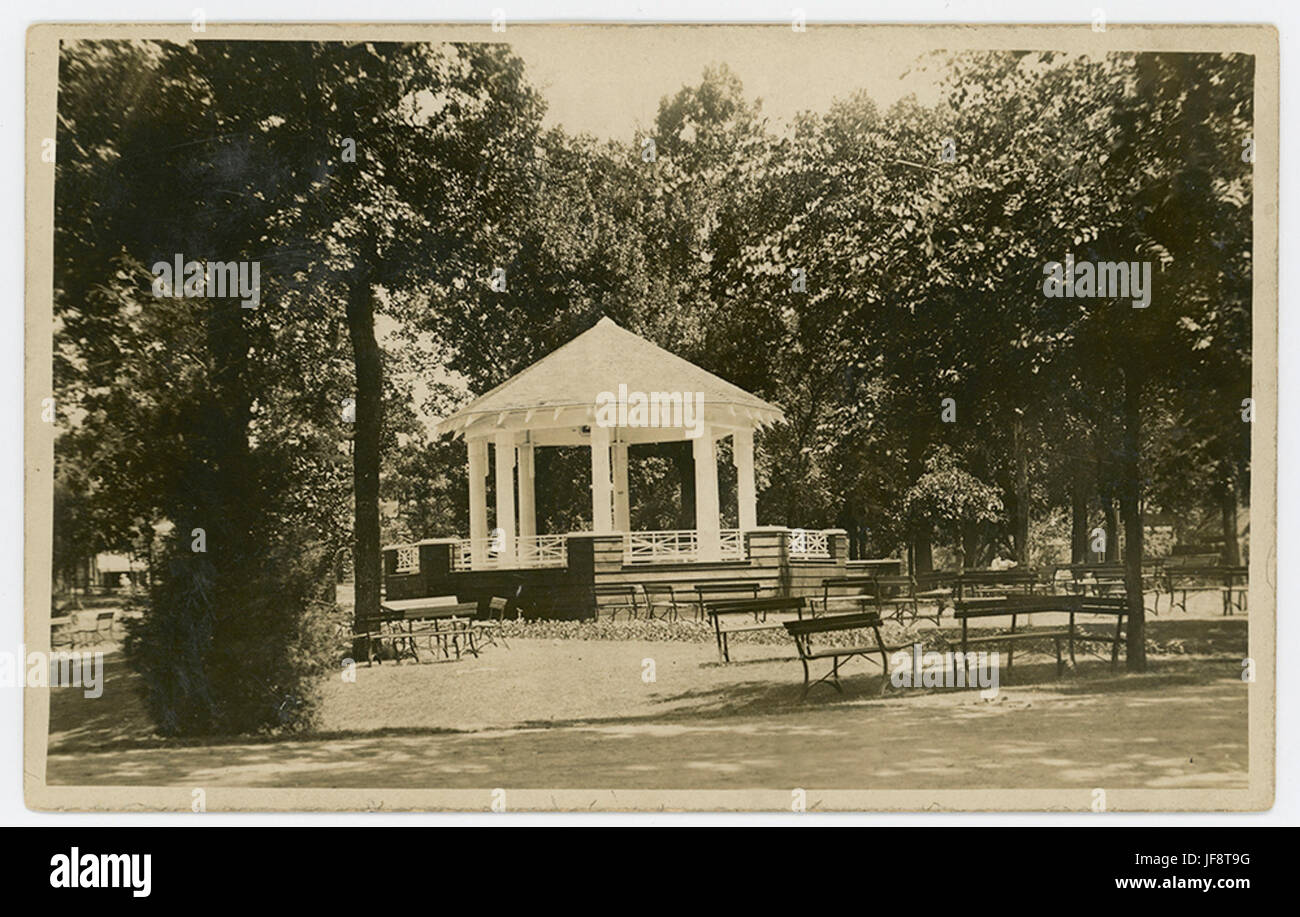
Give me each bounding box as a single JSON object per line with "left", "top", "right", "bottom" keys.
{"left": 438, "top": 317, "right": 784, "bottom": 440}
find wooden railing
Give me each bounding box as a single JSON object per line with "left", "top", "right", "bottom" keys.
{"left": 787, "top": 528, "right": 831, "bottom": 559}
{"left": 395, "top": 544, "right": 419, "bottom": 574}
{"left": 623, "top": 529, "right": 746, "bottom": 564}
{"left": 451, "top": 534, "right": 569, "bottom": 571}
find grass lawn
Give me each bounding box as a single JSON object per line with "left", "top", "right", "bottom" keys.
{"left": 44, "top": 605, "right": 1250, "bottom": 792}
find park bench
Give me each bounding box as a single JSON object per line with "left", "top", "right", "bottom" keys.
{"left": 693, "top": 580, "right": 773, "bottom": 620}
{"left": 953, "top": 595, "right": 1127, "bottom": 677}
{"left": 873, "top": 574, "right": 942, "bottom": 625}
{"left": 817, "top": 575, "right": 878, "bottom": 616}
{"left": 358, "top": 599, "right": 480, "bottom": 665}
{"left": 913, "top": 570, "right": 957, "bottom": 616}
{"left": 641, "top": 582, "right": 686, "bottom": 621}
{"left": 1161, "top": 564, "right": 1248, "bottom": 615}
{"left": 1056, "top": 562, "right": 1126, "bottom": 597}
{"left": 954, "top": 569, "right": 1039, "bottom": 600}
{"left": 818, "top": 574, "right": 940, "bottom": 626}
{"left": 706, "top": 596, "right": 806, "bottom": 663}
{"left": 593, "top": 584, "right": 642, "bottom": 621}
{"left": 783, "top": 612, "right": 909, "bottom": 699}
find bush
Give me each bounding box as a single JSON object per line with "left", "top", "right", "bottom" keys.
{"left": 123, "top": 535, "right": 339, "bottom": 737}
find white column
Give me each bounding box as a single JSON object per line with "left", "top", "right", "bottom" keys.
{"left": 612, "top": 436, "right": 630, "bottom": 533}
{"left": 517, "top": 440, "right": 536, "bottom": 547}
{"left": 590, "top": 424, "right": 613, "bottom": 533}
{"left": 693, "top": 426, "right": 721, "bottom": 560}
{"left": 733, "top": 428, "right": 757, "bottom": 532}
{"left": 494, "top": 432, "right": 516, "bottom": 562}
{"left": 468, "top": 438, "right": 488, "bottom": 567}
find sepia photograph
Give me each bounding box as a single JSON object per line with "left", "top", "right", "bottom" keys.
{"left": 23, "top": 19, "right": 1276, "bottom": 816}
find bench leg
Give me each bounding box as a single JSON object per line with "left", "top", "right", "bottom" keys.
{"left": 1054, "top": 637, "right": 1064, "bottom": 677}
{"left": 1068, "top": 613, "right": 1077, "bottom": 669}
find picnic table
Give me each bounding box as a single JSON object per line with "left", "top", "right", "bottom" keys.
{"left": 357, "top": 598, "right": 480, "bottom": 665}
{"left": 953, "top": 594, "right": 1127, "bottom": 676}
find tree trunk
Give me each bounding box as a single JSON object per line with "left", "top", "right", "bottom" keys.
{"left": 1220, "top": 480, "right": 1240, "bottom": 566}
{"left": 1120, "top": 363, "right": 1146, "bottom": 672}
{"left": 1071, "top": 469, "right": 1090, "bottom": 563}
{"left": 1012, "top": 415, "right": 1030, "bottom": 564}
{"left": 1102, "top": 498, "right": 1118, "bottom": 564}
{"left": 347, "top": 270, "right": 383, "bottom": 632}
{"left": 963, "top": 524, "right": 980, "bottom": 570}
{"left": 913, "top": 531, "right": 933, "bottom": 573}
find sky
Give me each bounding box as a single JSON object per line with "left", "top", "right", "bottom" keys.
{"left": 503, "top": 26, "right": 945, "bottom": 141}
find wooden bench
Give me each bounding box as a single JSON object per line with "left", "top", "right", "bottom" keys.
{"left": 953, "top": 595, "right": 1127, "bottom": 676}
{"left": 783, "top": 612, "right": 909, "bottom": 699}
{"left": 1056, "top": 563, "right": 1126, "bottom": 598}
{"left": 818, "top": 575, "right": 939, "bottom": 625}
{"left": 873, "top": 574, "right": 941, "bottom": 625}
{"left": 817, "top": 576, "right": 877, "bottom": 616}
{"left": 1161, "top": 564, "right": 1248, "bottom": 615}
{"left": 641, "top": 583, "right": 686, "bottom": 621}
{"left": 693, "top": 581, "right": 773, "bottom": 620}
{"left": 914, "top": 571, "right": 957, "bottom": 616}
{"left": 954, "top": 569, "right": 1039, "bottom": 600}
{"left": 706, "top": 596, "right": 806, "bottom": 663}
{"left": 593, "top": 584, "right": 642, "bottom": 621}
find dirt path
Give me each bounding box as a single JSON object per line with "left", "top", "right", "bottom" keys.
{"left": 44, "top": 626, "right": 1249, "bottom": 790}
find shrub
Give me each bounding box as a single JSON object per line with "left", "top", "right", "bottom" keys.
{"left": 123, "top": 535, "right": 338, "bottom": 737}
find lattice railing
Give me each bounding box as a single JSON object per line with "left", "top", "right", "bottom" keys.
{"left": 395, "top": 544, "right": 419, "bottom": 574}
{"left": 623, "top": 529, "right": 746, "bottom": 564}
{"left": 787, "top": 528, "right": 831, "bottom": 559}
{"left": 451, "top": 534, "right": 568, "bottom": 571}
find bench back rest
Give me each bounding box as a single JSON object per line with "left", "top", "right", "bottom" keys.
{"left": 1077, "top": 596, "right": 1127, "bottom": 612}
{"left": 705, "top": 596, "right": 805, "bottom": 618}
{"left": 355, "top": 611, "right": 404, "bottom": 632}
{"left": 784, "top": 612, "right": 882, "bottom": 637}
{"left": 1066, "top": 563, "right": 1124, "bottom": 579}
{"left": 914, "top": 571, "right": 957, "bottom": 591}
{"left": 694, "top": 582, "right": 762, "bottom": 600}
{"left": 871, "top": 574, "right": 915, "bottom": 594}
{"left": 642, "top": 582, "right": 677, "bottom": 598}
{"left": 956, "top": 569, "right": 1037, "bottom": 597}
{"left": 1163, "top": 553, "right": 1223, "bottom": 569}
{"left": 820, "top": 575, "right": 876, "bottom": 592}
{"left": 594, "top": 584, "right": 639, "bottom": 598}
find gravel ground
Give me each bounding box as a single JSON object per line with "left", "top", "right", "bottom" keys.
{"left": 43, "top": 614, "right": 1249, "bottom": 792}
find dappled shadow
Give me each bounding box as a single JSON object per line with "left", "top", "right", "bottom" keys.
{"left": 46, "top": 669, "right": 1248, "bottom": 791}
{"left": 47, "top": 651, "right": 155, "bottom": 750}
